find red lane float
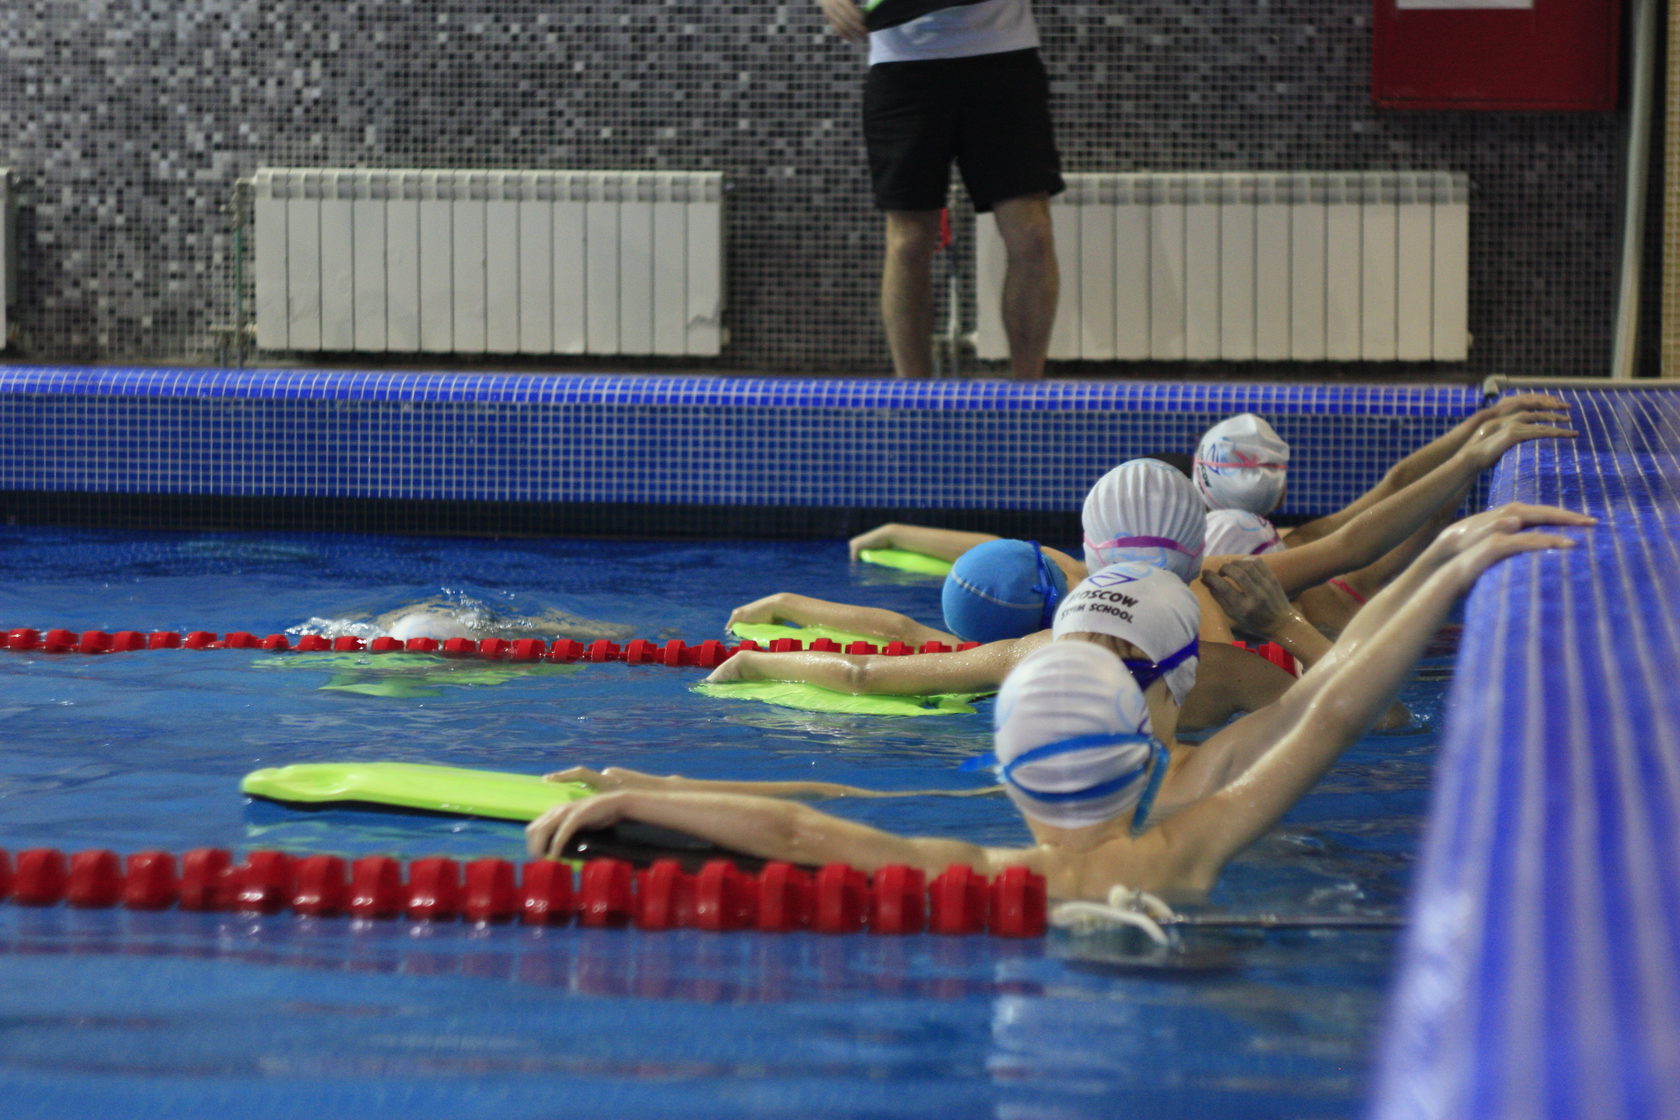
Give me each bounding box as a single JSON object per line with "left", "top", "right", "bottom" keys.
{"left": 0, "top": 628, "right": 980, "bottom": 667}
{"left": 0, "top": 845, "right": 1046, "bottom": 937}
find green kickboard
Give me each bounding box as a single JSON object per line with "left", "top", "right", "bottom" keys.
{"left": 729, "top": 621, "right": 884, "bottom": 648}
{"left": 252, "top": 652, "right": 580, "bottom": 699}
{"left": 241, "top": 761, "right": 594, "bottom": 822}
{"left": 693, "top": 678, "right": 985, "bottom": 717}
{"left": 856, "top": 547, "right": 954, "bottom": 577}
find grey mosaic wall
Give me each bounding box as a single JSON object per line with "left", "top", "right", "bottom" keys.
{"left": 0, "top": 1, "right": 1638, "bottom": 376}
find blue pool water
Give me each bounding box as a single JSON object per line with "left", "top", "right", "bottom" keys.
{"left": 0, "top": 526, "right": 1449, "bottom": 1120}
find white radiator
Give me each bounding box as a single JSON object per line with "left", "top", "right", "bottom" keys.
{"left": 252, "top": 168, "right": 726, "bottom": 357}
{"left": 0, "top": 169, "right": 13, "bottom": 349}
{"left": 975, "top": 172, "right": 1469, "bottom": 362}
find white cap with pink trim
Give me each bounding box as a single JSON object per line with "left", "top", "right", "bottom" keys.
{"left": 1193, "top": 413, "right": 1290, "bottom": 514}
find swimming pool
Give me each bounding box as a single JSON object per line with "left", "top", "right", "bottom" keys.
{"left": 0, "top": 525, "right": 1447, "bottom": 1120}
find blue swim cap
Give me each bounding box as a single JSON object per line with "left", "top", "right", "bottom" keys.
{"left": 941, "top": 540, "right": 1068, "bottom": 644}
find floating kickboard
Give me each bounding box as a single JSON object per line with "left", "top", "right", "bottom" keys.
{"left": 241, "top": 762, "right": 593, "bottom": 822}
{"left": 856, "top": 547, "right": 954, "bottom": 577}
{"left": 729, "top": 621, "right": 884, "bottom": 649}
{"left": 240, "top": 761, "right": 784, "bottom": 871}
{"left": 693, "top": 678, "right": 985, "bottom": 716}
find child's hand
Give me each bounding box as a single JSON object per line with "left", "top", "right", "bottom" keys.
{"left": 544, "top": 765, "right": 662, "bottom": 792}
{"left": 1426, "top": 503, "right": 1594, "bottom": 581}
{"left": 1202, "top": 557, "right": 1298, "bottom": 637}
{"left": 526, "top": 792, "right": 633, "bottom": 860}
{"left": 847, "top": 524, "right": 898, "bottom": 560}
{"left": 726, "top": 593, "right": 788, "bottom": 630}
{"left": 1461, "top": 411, "right": 1578, "bottom": 469}
{"left": 1478, "top": 392, "right": 1570, "bottom": 425}
{"left": 703, "top": 650, "right": 755, "bottom": 684}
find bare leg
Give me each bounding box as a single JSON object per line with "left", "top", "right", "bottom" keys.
{"left": 992, "top": 194, "right": 1058, "bottom": 381}
{"left": 881, "top": 210, "right": 942, "bottom": 379}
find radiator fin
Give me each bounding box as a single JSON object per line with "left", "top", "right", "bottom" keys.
{"left": 974, "top": 171, "right": 1470, "bottom": 362}
{"left": 253, "top": 168, "right": 726, "bottom": 357}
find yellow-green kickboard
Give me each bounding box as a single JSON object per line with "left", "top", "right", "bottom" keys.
{"left": 857, "top": 547, "right": 954, "bottom": 577}
{"left": 729, "top": 621, "right": 885, "bottom": 648}
{"left": 693, "top": 678, "right": 984, "bottom": 716}
{"left": 241, "top": 761, "right": 593, "bottom": 821}
{"left": 251, "top": 652, "right": 580, "bottom": 699}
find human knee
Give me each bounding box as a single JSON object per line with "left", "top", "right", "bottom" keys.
{"left": 884, "top": 215, "right": 941, "bottom": 266}
{"left": 995, "top": 201, "right": 1055, "bottom": 265}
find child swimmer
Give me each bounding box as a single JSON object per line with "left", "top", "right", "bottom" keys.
{"left": 529, "top": 503, "right": 1594, "bottom": 902}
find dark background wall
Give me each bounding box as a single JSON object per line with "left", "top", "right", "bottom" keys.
{"left": 0, "top": 1, "right": 1645, "bottom": 378}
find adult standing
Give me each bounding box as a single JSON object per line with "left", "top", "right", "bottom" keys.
{"left": 821, "top": 0, "right": 1064, "bottom": 380}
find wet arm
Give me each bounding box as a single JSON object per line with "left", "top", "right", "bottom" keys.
{"left": 1200, "top": 557, "right": 1333, "bottom": 671}
{"left": 1162, "top": 507, "right": 1590, "bottom": 884}
{"left": 1261, "top": 411, "right": 1575, "bottom": 597}
{"left": 727, "top": 592, "right": 956, "bottom": 645}
{"left": 526, "top": 789, "right": 1004, "bottom": 876}
{"left": 544, "top": 765, "right": 998, "bottom": 801}
{"left": 705, "top": 632, "right": 1045, "bottom": 695}
{"left": 1287, "top": 393, "right": 1569, "bottom": 546}
{"left": 848, "top": 522, "right": 1001, "bottom": 563}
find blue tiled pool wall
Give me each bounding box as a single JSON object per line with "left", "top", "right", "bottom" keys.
{"left": 0, "top": 367, "right": 1482, "bottom": 535}
{"left": 1371, "top": 386, "right": 1680, "bottom": 1120}
{"left": 0, "top": 0, "right": 1634, "bottom": 378}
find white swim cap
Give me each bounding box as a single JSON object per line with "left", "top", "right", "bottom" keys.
{"left": 1052, "top": 562, "right": 1200, "bottom": 705}
{"left": 384, "top": 608, "right": 479, "bottom": 643}
{"left": 1204, "top": 509, "right": 1285, "bottom": 557}
{"left": 1080, "top": 459, "right": 1206, "bottom": 581}
{"left": 991, "top": 642, "right": 1166, "bottom": 832}
{"left": 1194, "top": 414, "right": 1290, "bottom": 514}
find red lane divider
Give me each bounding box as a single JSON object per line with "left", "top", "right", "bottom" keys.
{"left": 0, "top": 627, "right": 981, "bottom": 668}
{"left": 0, "top": 846, "right": 1046, "bottom": 937}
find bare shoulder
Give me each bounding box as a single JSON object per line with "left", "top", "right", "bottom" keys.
{"left": 1178, "top": 642, "right": 1294, "bottom": 728}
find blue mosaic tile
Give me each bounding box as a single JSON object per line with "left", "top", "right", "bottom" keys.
{"left": 1373, "top": 386, "right": 1680, "bottom": 1120}
{"left": 0, "top": 366, "right": 1479, "bottom": 515}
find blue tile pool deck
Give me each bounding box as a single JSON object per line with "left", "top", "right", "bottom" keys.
{"left": 1371, "top": 385, "right": 1680, "bottom": 1120}
{"left": 0, "top": 366, "right": 1477, "bottom": 518}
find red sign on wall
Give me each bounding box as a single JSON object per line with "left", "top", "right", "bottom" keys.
{"left": 1372, "top": 0, "right": 1622, "bottom": 111}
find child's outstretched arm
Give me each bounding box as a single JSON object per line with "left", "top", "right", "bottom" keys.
{"left": 1261, "top": 411, "right": 1576, "bottom": 598}
{"left": 848, "top": 522, "right": 1000, "bottom": 562}
{"left": 1156, "top": 503, "right": 1593, "bottom": 890}
{"left": 726, "top": 591, "right": 956, "bottom": 646}
{"left": 543, "top": 765, "right": 998, "bottom": 800}
{"left": 1285, "top": 393, "right": 1569, "bottom": 546}
{"left": 704, "top": 631, "right": 1048, "bottom": 695}
{"left": 525, "top": 788, "right": 1013, "bottom": 877}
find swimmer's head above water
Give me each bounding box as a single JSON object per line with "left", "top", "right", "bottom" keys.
{"left": 381, "top": 605, "right": 483, "bottom": 643}
{"left": 1081, "top": 459, "right": 1207, "bottom": 581}
{"left": 1204, "top": 508, "right": 1286, "bottom": 558}
{"left": 990, "top": 640, "right": 1168, "bottom": 834}
{"left": 941, "top": 539, "right": 1068, "bottom": 644}
{"left": 1052, "top": 561, "right": 1200, "bottom": 706}
{"left": 1194, "top": 413, "right": 1290, "bottom": 515}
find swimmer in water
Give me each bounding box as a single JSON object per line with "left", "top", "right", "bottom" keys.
{"left": 846, "top": 394, "right": 1572, "bottom": 636}
{"left": 721, "top": 434, "right": 1565, "bottom": 730}
{"left": 724, "top": 472, "right": 1311, "bottom": 733}
{"left": 528, "top": 503, "right": 1594, "bottom": 902}
{"left": 1191, "top": 393, "right": 1573, "bottom": 631}
{"left": 368, "top": 598, "right": 633, "bottom": 644}
{"left": 558, "top": 561, "right": 1299, "bottom": 808}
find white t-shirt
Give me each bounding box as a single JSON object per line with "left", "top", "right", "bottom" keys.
{"left": 868, "top": 0, "right": 1038, "bottom": 65}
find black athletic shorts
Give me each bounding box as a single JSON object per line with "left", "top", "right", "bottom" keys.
{"left": 863, "top": 47, "right": 1064, "bottom": 214}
